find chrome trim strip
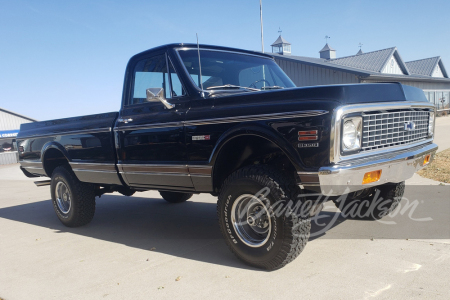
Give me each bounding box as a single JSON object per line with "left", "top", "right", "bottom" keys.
{"left": 114, "top": 110, "right": 328, "bottom": 131}
{"left": 190, "top": 174, "right": 211, "bottom": 178}
{"left": 117, "top": 163, "right": 213, "bottom": 177}
{"left": 302, "top": 183, "right": 320, "bottom": 186}
{"left": 297, "top": 171, "right": 319, "bottom": 175}
{"left": 189, "top": 165, "right": 213, "bottom": 177}
{"left": 185, "top": 110, "right": 328, "bottom": 126}
{"left": 123, "top": 172, "right": 190, "bottom": 177}
{"left": 114, "top": 121, "right": 183, "bottom": 131}
{"left": 117, "top": 163, "right": 187, "bottom": 167}
{"left": 18, "top": 127, "right": 112, "bottom": 140}
{"left": 330, "top": 102, "right": 435, "bottom": 164}
{"left": 118, "top": 164, "right": 189, "bottom": 174}
{"left": 73, "top": 169, "right": 118, "bottom": 174}
{"left": 69, "top": 162, "right": 116, "bottom": 172}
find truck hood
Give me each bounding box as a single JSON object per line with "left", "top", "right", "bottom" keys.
{"left": 212, "top": 83, "right": 428, "bottom": 105}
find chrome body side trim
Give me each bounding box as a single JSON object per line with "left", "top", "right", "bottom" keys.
{"left": 114, "top": 110, "right": 328, "bottom": 131}
{"left": 330, "top": 102, "right": 435, "bottom": 164}
{"left": 319, "top": 142, "right": 438, "bottom": 196}
{"left": 297, "top": 171, "right": 319, "bottom": 175}
{"left": 185, "top": 110, "right": 328, "bottom": 126}
{"left": 114, "top": 121, "right": 183, "bottom": 131}
{"left": 117, "top": 163, "right": 212, "bottom": 177}
{"left": 188, "top": 165, "right": 213, "bottom": 177}
{"left": 18, "top": 127, "right": 112, "bottom": 140}
{"left": 70, "top": 162, "right": 122, "bottom": 185}
{"left": 118, "top": 164, "right": 189, "bottom": 174}
{"left": 69, "top": 162, "right": 117, "bottom": 173}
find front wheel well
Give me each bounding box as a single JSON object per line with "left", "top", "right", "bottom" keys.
{"left": 212, "top": 135, "right": 298, "bottom": 193}
{"left": 43, "top": 148, "right": 69, "bottom": 177}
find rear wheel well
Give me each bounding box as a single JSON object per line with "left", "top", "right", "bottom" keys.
{"left": 43, "top": 148, "right": 69, "bottom": 177}
{"left": 212, "top": 135, "right": 297, "bottom": 193}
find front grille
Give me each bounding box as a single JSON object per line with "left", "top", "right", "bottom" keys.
{"left": 361, "top": 109, "right": 430, "bottom": 152}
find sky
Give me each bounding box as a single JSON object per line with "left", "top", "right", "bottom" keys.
{"left": 1, "top": 0, "right": 449, "bottom": 121}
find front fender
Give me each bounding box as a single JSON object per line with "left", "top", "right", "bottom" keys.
{"left": 209, "top": 123, "right": 307, "bottom": 172}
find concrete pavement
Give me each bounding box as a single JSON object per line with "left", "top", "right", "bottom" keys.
{"left": 0, "top": 165, "right": 449, "bottom": 300}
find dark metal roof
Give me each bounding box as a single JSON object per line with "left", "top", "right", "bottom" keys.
{"left": 319, "top": 43, "right": 335, "bottom": 52}
{"left": 272, "top": 52, "right": 450, "bottom": 83}
{"left": 271, "top": 35, "right": 291, "bottom": 46}
{"left": 405, "top": 56, "right": 448, "bottom": 78}
{"left": 0, "top": 107, "right": 37, "bottom": 122}
{"left": 272, "top": 53, "right": 372, "bottom": 76}
{"left": 328, "top": 47, "right": 410, "bottom": 75}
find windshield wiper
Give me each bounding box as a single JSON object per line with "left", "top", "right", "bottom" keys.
{"left": 260, "top": 86, "right": 284, "bottom": 90}
{"left": 206, "top": 84, "right": 260, "bottom": 91}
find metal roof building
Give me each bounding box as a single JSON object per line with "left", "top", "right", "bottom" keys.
{"left": 271, "top": 36, "right": 450, "bottom": 110}
{"left": 0, "top": 107, "right": 36, "bottom": 165}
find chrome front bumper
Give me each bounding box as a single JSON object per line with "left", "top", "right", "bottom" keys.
{"left": 318, "top": 143, "right": 438, "bottom": 196}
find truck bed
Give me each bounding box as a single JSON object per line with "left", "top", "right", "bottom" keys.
{"left": 17, "top": 112, "right": 122, "bottom": 185}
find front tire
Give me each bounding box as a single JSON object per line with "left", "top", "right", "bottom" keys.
{"left": 333, "top": 181, "right": 405, "bottom": 220}
{"left": 217, "top": 165, "right": 311, "bottom": 270}
{"left": 51, "top": 165, "right": 96, "bottom": 227}
{"left": 159, "top": 191, "right": 193, "bottom": 203}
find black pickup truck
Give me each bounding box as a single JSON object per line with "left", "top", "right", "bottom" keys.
{"left": 17, "top": 44, "right": 438, "bottom": 270}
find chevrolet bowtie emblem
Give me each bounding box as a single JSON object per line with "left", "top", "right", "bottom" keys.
{"left": 404, "top": 121, "right": 416, "bottom": 131}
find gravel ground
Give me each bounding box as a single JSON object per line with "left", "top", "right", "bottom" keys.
{"left": 418, "top": 148, "right": 450, "bottom": 183}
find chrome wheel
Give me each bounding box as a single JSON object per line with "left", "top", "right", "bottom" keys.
{"left": 56, "top": 181, "right": 71, "bottom": 214}
{"left": 231, "top": 194, "right": 272, "bottom": 248}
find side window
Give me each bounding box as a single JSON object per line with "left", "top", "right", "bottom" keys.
{"left": 130, "top": 54, "right": 187, "bottom": 105}
{"left": 131, "top": 54, "right": 167, "bottom": 105}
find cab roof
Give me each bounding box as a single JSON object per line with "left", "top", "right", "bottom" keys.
{"left": 131, "top": 43, "right": 274, "bottom": 60}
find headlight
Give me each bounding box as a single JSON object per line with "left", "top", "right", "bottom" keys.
{"left": 428, "top": 111, "right": 435, "bottom": 136}
{"left": 342, "top": 117, "right": 362, "bottom": 152}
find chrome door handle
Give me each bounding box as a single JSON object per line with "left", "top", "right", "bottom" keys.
{"left": 118, "top": 118, "right": 133, "bottom": 124}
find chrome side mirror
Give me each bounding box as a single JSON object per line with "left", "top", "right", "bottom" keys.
{"left": 146, "top": 88, "right": 175, "bottom": 109}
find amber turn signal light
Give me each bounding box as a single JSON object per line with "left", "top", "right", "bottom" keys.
{"left": 423, "top": 154, "right": 431, "bottom": 166}
{"left": 362, "top": 170, "right": 382, "bottom": 185}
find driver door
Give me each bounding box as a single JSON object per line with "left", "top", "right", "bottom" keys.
{"left": 115, "top": 52, "right": 193, "bottom": 190}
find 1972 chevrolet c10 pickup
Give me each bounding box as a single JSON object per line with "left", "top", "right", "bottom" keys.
{"left": 17, "top": 44, "right": 438, "bottom": 270}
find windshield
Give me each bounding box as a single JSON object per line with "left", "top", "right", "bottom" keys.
{"left": 177, "top": 49, "right": 295, "bottom": 91}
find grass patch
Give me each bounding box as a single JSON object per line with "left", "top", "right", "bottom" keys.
{"left": 417, "top": 148, "right": 450, "bottom": 183}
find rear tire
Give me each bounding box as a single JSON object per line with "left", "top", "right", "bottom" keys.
{"left": 159, "top": 191, "right": 193, "bottom": 203}
{"left": 217, "top": 165, "right": 311, "bottom": 270}
{"left": 333, "top": 181, "right": 405, "bottom": 220}
{"left": 51, "top": 165, "right": 96, "bottom": 227}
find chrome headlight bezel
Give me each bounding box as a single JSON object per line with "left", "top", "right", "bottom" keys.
{"left": 341, "top": 116, "right": 362, "bottom": 153}
{"left": 428, "top": 111, "right": 435, "bottom": 137}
